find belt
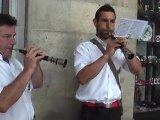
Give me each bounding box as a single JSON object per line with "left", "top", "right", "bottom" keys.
{"left": 83, "top": 100, "right": 121, "bottom": 108}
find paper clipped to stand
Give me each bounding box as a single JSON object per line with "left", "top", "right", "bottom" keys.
{"left": 114, "top": 18, "right": 149, "bottom": 40}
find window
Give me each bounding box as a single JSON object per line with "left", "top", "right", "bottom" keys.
{"left": 1, "top": 0, "right": 9, "bottom": 14}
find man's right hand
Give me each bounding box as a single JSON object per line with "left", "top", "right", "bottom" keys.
{"left": 23, "top": 46, "right": 44, "bottom": 74}
{"left": 103, "top": 37, "right": 121, "bottom": 57}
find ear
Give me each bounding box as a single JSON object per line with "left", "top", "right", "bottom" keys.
{"left": 93, "top": 18, "right": 97, "bottom": 27}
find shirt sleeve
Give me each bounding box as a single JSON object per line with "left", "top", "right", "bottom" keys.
{"left": 0, "top": 84, "right": 3, "bottom": 93}
{"left": 0, "top": 70, "right": 5, "bottom": 93}
{"left": 74, "top": 43, "right": 91, "bottom": 75}
{"left": 0, "top": 57, "right": 23, "bottom": 93}
{"left": 0, "top": 73, "right": 6, "bottom": 93}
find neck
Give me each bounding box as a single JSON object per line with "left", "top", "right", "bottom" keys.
{"left": 3, "top": 57, "right": 9, "bottom": 63}
{"left": 96, "top": 34, "right": 107, "bottom": 42}
{"left": 0, "top": 52, "right": 10, "bottom": 64}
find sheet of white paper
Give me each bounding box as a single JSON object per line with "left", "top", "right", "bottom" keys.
{"left": 114, "top": 18, "right": 148, "bottom": 39}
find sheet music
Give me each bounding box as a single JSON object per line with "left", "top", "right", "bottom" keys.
{"left": 114, "top": 18, "right": 148, "bottom": 39}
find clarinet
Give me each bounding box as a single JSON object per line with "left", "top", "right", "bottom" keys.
{"left": 13, "top": 48, "right": 67, "bottom": 68}
{"left": 105, "top": 31, "right": 134, "bottom": 60}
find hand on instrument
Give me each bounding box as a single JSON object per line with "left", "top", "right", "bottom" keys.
{"left": 104, "top": 37, "right": 125, "bottom": 57}
{"left": 115, "top": 37, "right": 127, "bottom": 48}
{"left": 23, "top": 46, "right": 44, "bottom": 73}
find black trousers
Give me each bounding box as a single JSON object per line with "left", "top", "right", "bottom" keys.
{"left": 80, "top": 105, "right": 122, "bottom": 120}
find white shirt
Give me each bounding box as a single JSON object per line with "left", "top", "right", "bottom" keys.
{"left": 74, "top": 36, "right": 129, "bottom": 104}
{"left": 0, "top": 54, "right": 34, "bottom": 120}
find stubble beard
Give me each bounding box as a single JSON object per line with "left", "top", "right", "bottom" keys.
{"left": 97, "top": 30, "right": 113, "bottom": 41}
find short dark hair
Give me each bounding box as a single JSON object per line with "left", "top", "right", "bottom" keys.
{"left": 0, "top": 14, "right": 17, "bottom": 26}
{"left": 95, "top": 4, "right": 116, "bottom": 20}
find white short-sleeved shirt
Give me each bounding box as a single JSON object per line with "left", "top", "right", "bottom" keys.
{"left": 0, "top": 54, "right": 34, "bottom": 120}
{"left": 74, "top": 37, "right": 129, "bottom": 104}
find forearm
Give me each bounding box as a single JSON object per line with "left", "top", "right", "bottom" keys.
{"left": 0, "top": 69, "right": 32, "bottom": 112}
{"left": 77, "top": 54, "right": 109, "bottom": 85}
{"left": 31, "top": 63, "right": 43, "bottom": 88}
{"left": 127, "top": 56, "right": 143, "bottom": 75}
{"left": 122, "top": 47, "right": 143, "bottom": 75}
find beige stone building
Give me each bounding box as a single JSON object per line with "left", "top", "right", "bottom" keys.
{"left": 1, "top": 0, "right": 138, "bottom": 120}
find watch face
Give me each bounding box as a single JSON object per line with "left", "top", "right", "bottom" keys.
{"left": 140, "top": 24, "right": 152, "bottom": 41}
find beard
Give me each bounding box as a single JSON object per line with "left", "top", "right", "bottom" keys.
{"left": 97, "top": 29, "right": 114, "bottom": 40}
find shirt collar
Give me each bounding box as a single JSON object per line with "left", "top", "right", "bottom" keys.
{"left": 0, "top": 53, "right": 3, "bottom": 60}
